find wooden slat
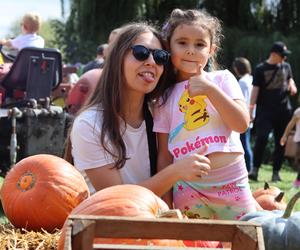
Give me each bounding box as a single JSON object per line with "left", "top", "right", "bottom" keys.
{"left": 66, "top": 215, "right": 265, "bottom": 250}
{"left": 93, "top": 244, "right": 230, "bottom": 250}
{"left": 71, "top": 219, "right": 95, "bottom": 250}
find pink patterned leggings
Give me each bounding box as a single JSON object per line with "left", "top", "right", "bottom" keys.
{"left": 173, "top": 158, "right": 256, "bottom": 220}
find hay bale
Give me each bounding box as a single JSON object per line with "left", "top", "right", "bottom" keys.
{"left": 0, "top": 223, "right": 60, "bottom": 249}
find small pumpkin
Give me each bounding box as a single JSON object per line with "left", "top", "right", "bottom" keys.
{"left": 255, "top": 192, "right": 287, "bottom": 211}
{"left": 253, "top": 182, "right": 286, "bottom": 210}
{"left": 0, "top": 154, "right": 89, "bottom": 232}
{"left": 58, "top": 184, "right": 221, "bottom": 249}
{"left": 240, "top": 190, "right": 300, "bottom": 250}
{"left": 252, "top": 182, "right": 282, "bottom": 198}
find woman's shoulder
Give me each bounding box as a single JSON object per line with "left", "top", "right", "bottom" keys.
{"left": 73, "top": 106, "right": 103, "bottom": 127}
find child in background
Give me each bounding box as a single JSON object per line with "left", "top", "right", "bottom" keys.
{"left": 0, "top": 12, "right": 45, "bottom": 51}
{"left": 232, "top": 57, "right": 254, "bottom": 173}
{"left": 280, "top": 107, "right": 300, "bottom": 187}
{"left": 153, "top": 8, "right": 256, "bottom": 220}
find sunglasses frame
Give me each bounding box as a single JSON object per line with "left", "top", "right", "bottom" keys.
{"left": 131, "top": 45, "right": 170, "bottom": 66}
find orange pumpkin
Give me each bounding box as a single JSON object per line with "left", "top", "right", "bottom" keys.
{"left": 58, "top": 184, "right": 222, "bottom": 249}
{"left": 0, "top": 154, "right": 89, "bottom": 232}
{"left": 58, "top": 184, "right": 185, "bottom": 248}
{"left": 252, "top": 182, "right": 281, "bottom": 199}
{"left": 252, "top": 182, "right": 286, "bottom": 211}
{"left": 255, "top": 192, "right": 287, "bottom": 211}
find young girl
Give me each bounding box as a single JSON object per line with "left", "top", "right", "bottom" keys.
{"left": 69, "top": 22, "right": 210, "bottom": 197}
{"left": 153, "top": 9, "right": 257, "bottom": 220}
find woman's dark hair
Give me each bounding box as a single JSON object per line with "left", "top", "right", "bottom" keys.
{"left": 81, "top": 22, "right": 166, "bottom": 169}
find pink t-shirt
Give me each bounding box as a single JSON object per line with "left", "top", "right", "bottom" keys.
{"left": 153, "top": 70, "right": 245, "bottom": 161}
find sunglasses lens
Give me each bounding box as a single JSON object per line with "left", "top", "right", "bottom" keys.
{"left": 132, "top": 45, "right": 169, "bottom": 65}
{"left": 132, "top": 45, "right": 149, "bottom": 61}
{"left": 153, "top": 50, "right": 169, "bottom": 65}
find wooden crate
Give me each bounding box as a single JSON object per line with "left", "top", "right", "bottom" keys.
{"left": 63, "top": 214, "right": 265, "bottom": 250}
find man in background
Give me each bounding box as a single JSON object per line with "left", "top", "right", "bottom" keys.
{"left": 249, "top": 41, "right": 297, "bottom": 182}
{"left": 82, "top": 43, "right": 108, "bottom": 73}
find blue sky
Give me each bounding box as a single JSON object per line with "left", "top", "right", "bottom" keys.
{"left": 0, "top": 0, "right": 70, "bottom": 38}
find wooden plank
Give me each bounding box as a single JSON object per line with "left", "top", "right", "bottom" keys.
{"left": 71, "top": 219, "right": 96, "bottom": 250}
{"left": 93, "top": 244, "right": 230, "bottom": 250}
{"left": 66, "top": 215, "right": 264, "bottom": 250}
{"left": 232, "top": 225, "right": 258, "bottom": 250}
{"left": 256, "top": 226, "right": 265, "bottom": 250}
{"left": 64, "top": 220, "right": 73, "bottom": 250}
{"left": 68, "top": 215, "right": 259, "bottom": 242}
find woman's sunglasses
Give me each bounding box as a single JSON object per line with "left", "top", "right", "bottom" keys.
{"left": 131, "top": 45, "right": 170, "bottom": 66}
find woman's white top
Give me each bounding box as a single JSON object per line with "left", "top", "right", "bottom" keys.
{"left": 71, "top": 106, "right": 151, "bottom": 193}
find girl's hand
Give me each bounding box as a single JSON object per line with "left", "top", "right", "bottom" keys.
{"left": 188, "top": 64, "right": 212, "bottom": 97}
{"left": 280, "top": 136, "right": 287, "bottom": 146}
{"left": 173, "top": 145, "right": 211, "bottom": 181}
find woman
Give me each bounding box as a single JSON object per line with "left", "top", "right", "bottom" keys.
{"left": 70, "top": 22, "right": 210, "bottom": 197}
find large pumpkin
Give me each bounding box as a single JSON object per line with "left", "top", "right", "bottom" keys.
{"left": 240, "top": 190, "right": 300, "bottom": 250}
{"left": 58, "top": 184, "right": 221, "bottom": 249}
{"left": 0, "top": 154, "right": 89, "bottom": 232}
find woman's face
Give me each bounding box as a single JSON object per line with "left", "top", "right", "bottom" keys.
{"left": 170, "top": 23, "right": 215, "bottom": 81}
{"left": 123, "top": 31, "right": 164, "bottom": 95}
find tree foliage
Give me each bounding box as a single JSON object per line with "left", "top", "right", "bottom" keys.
{"left": 52, "top": 0, "right": 300, "bottom": 91}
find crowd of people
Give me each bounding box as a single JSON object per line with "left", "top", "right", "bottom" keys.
{"left": 1, "top": 8, "right": 299, "bottom": 222}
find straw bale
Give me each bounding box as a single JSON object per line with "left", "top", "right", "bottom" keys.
{"left": 0, "top": 223, "right": 60, "bottom": 250}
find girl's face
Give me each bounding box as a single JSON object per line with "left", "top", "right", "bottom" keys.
{"left": 123, "top": 31, "right": 164, "bottom": 95}
{"left": 170, "top": 23, "right": 215, "bottom": 81}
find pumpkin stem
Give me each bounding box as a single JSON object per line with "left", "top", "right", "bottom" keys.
{"left": 264, "top": 182, "right": 270, "bottom": 190}
{"left": 275, "top": 192, "right": 284, "bottom": 202}
{"left": 159, "top": 209, "right": 183, "bottom": 219}
{"left": 282, "top": 191, "right": 300, "bottom": 218}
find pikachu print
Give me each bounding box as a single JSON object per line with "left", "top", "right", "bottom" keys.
{"left": 178, "top": 85, "right": 209, "bottom": 131}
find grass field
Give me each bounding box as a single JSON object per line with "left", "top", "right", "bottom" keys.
{"left": 249, "top": 163, "right": 300, "bottom": 211}
{"left": 0, "top": 163, "right": 300, "bottom": 224}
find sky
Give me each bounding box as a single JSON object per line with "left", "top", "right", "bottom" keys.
{"left": 0, "top": 0, "right": 70, "bottom": 38}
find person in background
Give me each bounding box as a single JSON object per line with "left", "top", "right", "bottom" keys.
{"left": 68, "top": 22, "right": 210, "bottom": 196}
{"left": 82, "top": 43, "right": 108, "bottom": 73}
{"left": 0, "top": 12, "right": 44, "bottom": 51}
{"left": 232, "top": 57, "right": 253, "bottom": 173}
{"left": 280, "top": 106, "right": 300, "bottom": 187}
{"left": 154, "top": 9, "right": 256, "bottom": 220}
{"left": 249, "top": 41, "right": 297, "bottom": 182}
{"left": 103, "top": 27, "right": 123, "bottom": 59}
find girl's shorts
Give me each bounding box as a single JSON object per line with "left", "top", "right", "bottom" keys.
{"left": 173, "top": 158, "right": 256, "bottom": 220}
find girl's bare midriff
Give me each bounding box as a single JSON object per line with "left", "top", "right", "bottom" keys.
{"left": 208, "top": 152, "right": 244, "bottom": 169}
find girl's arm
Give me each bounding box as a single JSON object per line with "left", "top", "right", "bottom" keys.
{"left": 205, "top": 84, "right": 249, "bottom": 133}
{"left": 189, "top": 76, "right": 249, "bottom": 133}
{"left": 188, "top": 68, "right": 249, "bottom": 133}
{"left": 280, "top": 115, "right": 299, "bottom": 146}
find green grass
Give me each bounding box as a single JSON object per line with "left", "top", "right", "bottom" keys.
{"left": 249, "top": 163, "right": 300, "bottom": 211}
